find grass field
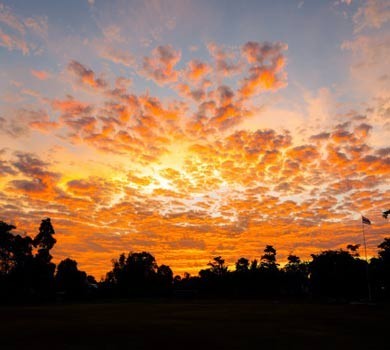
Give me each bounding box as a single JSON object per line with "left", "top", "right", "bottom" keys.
{"left": 0, "top": 299, "right": 388, "bottom": 350}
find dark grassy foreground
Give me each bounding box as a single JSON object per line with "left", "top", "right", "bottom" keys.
{"left": 0, "top": 300, "right": 388, "bottom": 350}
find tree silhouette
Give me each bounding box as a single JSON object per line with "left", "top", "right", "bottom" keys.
{"left": 235, "top": 257, "right": 250, "bottom": 274}
{"left": 0, "top": 221, "right": 32, "bottom": 274}
{"left": 0, "top": 221, "right": 17, "bottom": 275}
{"left": 370, "top": 237, "right": 390, "bottom": 300}
{"left": 197, "top": 256, "right": 230, "bottom": 295}
{"left": 31, "top": 218, "right": 57, "bottom": 299}
{"left": 259, "top": 245, "right": 280, "bottom": 296}
{"left": 283, "top": 254, "right": 309, "bottom": 297}
{"left": 285, "top": 254, "right": 301, "bottom": 269}
{"left": 156, "top": 264, "right": 174, "bottom": 294}
{"left": 309, "top": 249, "right": 366, "bottom": 300}
{"left": 0, "top": 221, "right": 34, "bottom": 298}
{"left": 346, "top": 244, "right": 361, "bottom": 257}
{"left": 55, "top": 258, "right": 88, "bottom": 298}
{"left": 104, "top": 252, "right": 165, "bottom": 296}
{"left": 250, "top": 259, "right": 258, "bottom": 271}
{"left": 207, "top": 256, "right": 228, "bottom": 276}
{"left": 232, "top": 257, "right": 252, "bottom": 296}
{"left": 157, "top": 264, "right": 173, "bottom": 282}
{"left": 261, "top": 245, "right": 278, "bottom": 270}
{"left": 378, "top": 238, "right": 390, "bottom": 260}
{"left": 33, "top": 218, "right": 56, "bottom": 260}
{"left": 1, "top": 217, "right": 390, "bottom": 302}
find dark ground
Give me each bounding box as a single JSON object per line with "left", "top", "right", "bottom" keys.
{"left": 0, "top": 299, "right": 388, "bottom": 350}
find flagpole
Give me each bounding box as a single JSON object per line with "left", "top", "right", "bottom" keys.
{"left": 361, "top": 218, "right": 372, "bottom": 302}
{"left": 362, "top": 219, "right": 368, "bottom": 261}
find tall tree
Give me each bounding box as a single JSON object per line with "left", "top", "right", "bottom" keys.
{"left": 207, "top": 256, "right": 228, "bottom": 276}
{"left": 261, "top": 245, "right": 278, "bottom": 270}
{"left": 32, "top": 218, "right": 57, "bottom": 298}
{"left": 33, "top": 218, "right": 56, "bottom": 262}
{"left": 283, "top": 254, "right": 309, "bottom": 297}
{"left": 259, "top": 245, "right": 280, "bottom": 296}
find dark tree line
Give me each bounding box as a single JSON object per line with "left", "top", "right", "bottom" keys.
{"left": 100, "top": 252, "right": 173, "bottom": 297}
{"left": 1, "top": 218, "right": 389, "bottom": 302}
{"left": 0, "top": 219, "right": 95, "bottom": 301}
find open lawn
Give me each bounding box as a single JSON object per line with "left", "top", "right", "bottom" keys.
{"left": 0, "top": 300, "right": 388, "bottom": 350}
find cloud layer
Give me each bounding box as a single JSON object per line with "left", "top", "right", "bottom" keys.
{"left": 0, "top": 1, "right": 389, "bottom": 278}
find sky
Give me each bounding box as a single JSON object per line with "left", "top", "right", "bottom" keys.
{"left": 0, "top": 0, "right": 389, "bottom": 278}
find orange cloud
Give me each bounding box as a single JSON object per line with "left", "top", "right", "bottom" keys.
{"left": 51, "top": 96, "right": 93, "bottom": 116}
{"left": 0, "top": 108, "right": 57, "bottom": 137}
{"left": 240, "top": 41, "right": 288, "bottom": 98}
{"left": 207, "top": 42, "right": 242, "bottom": 77}
{"left": 67, "top": 60, "right": 107, "bottom": 89}
{"left": 142, "top": 45, "right": 181, "bottom": 85}
{"left": 184, "top": 59, "right": 210, "bottom": 82}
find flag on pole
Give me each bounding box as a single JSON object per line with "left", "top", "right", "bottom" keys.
{"left": 362, "top": 216, "right": 371, "bottom": 225}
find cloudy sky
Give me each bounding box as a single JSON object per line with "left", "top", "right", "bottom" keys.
{"left": 0, "top": 0, "right": 389, "bottom": 278}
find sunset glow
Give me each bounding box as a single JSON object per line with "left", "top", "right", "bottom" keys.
{"left": 0, "top": 0, "right": 389, "bottom": 279}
